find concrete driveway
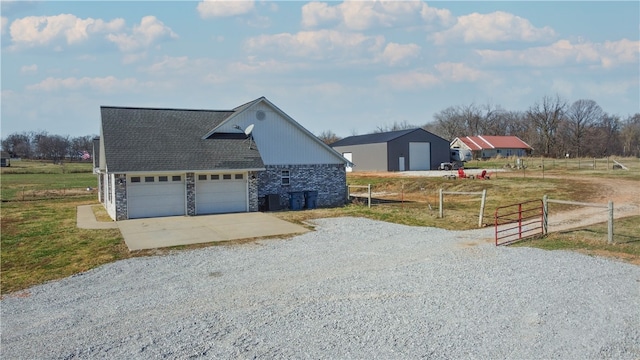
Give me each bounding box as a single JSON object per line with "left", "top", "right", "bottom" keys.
{"left": 117, "top": 212, "right": 309, "bottom": 251}
{"left": 77, "top": 206, "right": 309, "bottom": 251}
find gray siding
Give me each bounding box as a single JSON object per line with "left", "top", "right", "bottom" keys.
{"left": 387, "top": 131, "right": 450, "bottom": 171}
{"left": 332, "top": 143, "right": 388, "bottom": 172}
{"left": 333, "top": 129, "right": 450, "bottom": 172}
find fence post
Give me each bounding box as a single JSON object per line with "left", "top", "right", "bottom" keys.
{"left": 439, "top": 188, "right": 443, "bottom": 218}
{"left": 367, "top": 184, "right": 371, "bottom": 208}
{"left": 542, "top": 195, "right": 548, "bottom": 235}
{"left": 518, "top": 203, "right": 523, "bottom": 239}
{"left": 478, "top": 189, "right": 487, "bottom": 228}
{"left": 608, "top": 201, "right": 614, "bottom": 244}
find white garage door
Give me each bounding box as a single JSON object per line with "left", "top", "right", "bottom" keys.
{"left": 196, "top": 173, "right": 247, "bottom": 214}
{"left": 128, "top": 175, "right": 185, "bottom": 219}
{"left": 409, "top": 142, "right": 431, "bottom": 170}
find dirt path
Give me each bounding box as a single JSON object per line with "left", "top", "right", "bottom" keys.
{"left": 545, "top": 177, "right": 640, "bottom": 232}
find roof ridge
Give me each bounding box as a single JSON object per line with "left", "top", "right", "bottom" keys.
{"left": 465, "top": 136, "right": 483, "bottom": 149}
{"left": 100, "top": 105, "right": 232, "bottom": 112}
{"left": 477, "top": 135, "right": 494, "bottom": 149}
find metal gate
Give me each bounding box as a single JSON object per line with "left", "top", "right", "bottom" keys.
{"left": 494, "top": 200, "right": 544, "bottom": 246}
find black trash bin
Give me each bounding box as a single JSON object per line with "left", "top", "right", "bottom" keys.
{"left": 288, "top": 191, "right": 305, "bottom": 211}
{"left": 304, "top": 190, "right": 318, "bottom": 209}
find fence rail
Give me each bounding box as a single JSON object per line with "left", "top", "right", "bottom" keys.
{"left": 347, "top": 184, "right": 372, "bottom": 208}
{"left": 439, "top": 189, "right": 487, "bottom": 228}
{"left": 494, "top": 200, "right": 544, "bottom": 246}
{"left": 543, "top": 195, "right": 614, "bottom": 244}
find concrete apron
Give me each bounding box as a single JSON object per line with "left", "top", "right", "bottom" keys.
{"left": 117, "top": 212, "right": 309, "bottom": 251}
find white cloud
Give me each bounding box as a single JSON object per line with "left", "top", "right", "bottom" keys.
{"left": 435, "top": 62, "right": 485, "bottom": 82}
{"left": 431, "top": 11, "right": 555, "bottom": 45}
{"left": 244, "top": 29, "right": 385, "bottom": 61}
{"left": 1, "top": 16, "right": 8, "bottom": 35}
{"left": 477, "top": 39, "right": 639, "bottom": 69}
{"left": 228, "top": 57, "right": 307, "bottom": 74}
{"left": 146, "top": 56, "right": 190, "bottom": 74}
{"left": 106, "top": 16, "right": 178, "bottom": 52}
{"left": 301, "top": 0, "right": 452, "bottom": 30}
{"left": 301, "top": 2, "right": 339, "bottom": 28}
{"left": 197, "top": 0, "right": 254, "bottom": 19}
{"left": 20, "top": 64, "right": 37, "bottom": 74}
{"left": 584, "top": 78, "right": 639, "bottom": 97}
{"left": 8, "top": 14, "right": 124, "bottom": 49}
{"left": 377, "top": 70, "right": 440, "bottom": 90}
{"left": 122, "top": 52, "right": 148, "bottom": 65}
{"left": 26, "top": 76, "right": 140, "bottom": 93}
{"left": 379, "top": 42, "right": 420, "bottom": 66}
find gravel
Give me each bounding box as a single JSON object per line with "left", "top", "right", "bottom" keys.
{"left": 2, "top": 217, "right": 639, "bottom": 359}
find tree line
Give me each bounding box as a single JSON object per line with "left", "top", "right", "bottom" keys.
{"left": 318, "top": 95, "right": 640, "bottom": 158}
{"left": 4, "top": 95, "right": 640, "bottom": 161}
{"left": 1, "top": 131, "right": 96, "bottom": 163}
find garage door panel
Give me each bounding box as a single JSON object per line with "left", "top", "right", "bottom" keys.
{"left": 128, "top": 176, "right": 185, "bottom": 219}
{"left": 409, "top": 142, "right": 431, "bottom": 171}
{"left": 196, "top": 177, "right": 247, "bottom": 214}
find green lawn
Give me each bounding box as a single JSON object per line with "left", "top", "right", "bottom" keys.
{"left": 1, "top": 197, "right": 128, "bottom": 294}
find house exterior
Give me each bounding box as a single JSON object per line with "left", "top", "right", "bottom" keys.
{"left": 96, "top": 97, "right": 349, "bottom": 220}
{"left": 330, "top": 128, "right": 450, "bottom": 172}
{"left": 451, "top": 136, "right": 533, "bottom": 159}
{"left": 1, "top": 151, "right": 10, "bottom": 167}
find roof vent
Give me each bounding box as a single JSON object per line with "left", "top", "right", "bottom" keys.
{"left": 256, "top": 110, "right": 266, "bottom": 121}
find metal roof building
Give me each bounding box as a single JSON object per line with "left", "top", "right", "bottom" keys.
{"left": 331, "top": 128, "right": 451, "bottom": 172}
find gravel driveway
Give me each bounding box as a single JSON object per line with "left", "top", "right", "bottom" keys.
{"left": 2, "top": 217, "right": 639, "bottom": 359}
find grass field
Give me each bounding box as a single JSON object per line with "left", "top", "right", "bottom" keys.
{"left": 1, "top": 158, "right": 638, "bottom": 295}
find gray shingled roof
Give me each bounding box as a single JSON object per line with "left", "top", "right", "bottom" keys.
{"left": 330, "top": 128, "right": 419, "bottom": 147}
{"left": 101, "top": 106, "right": 264, "bottom": 172}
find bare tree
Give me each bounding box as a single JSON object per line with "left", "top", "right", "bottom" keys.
{"left": 566, "top": 99, "right": 604, "bottom": 157}
{"left": 432, "top": 106, "right": 466, "bottom": 140}
{"left": 373, "top": 120, "right": 416, "bottom": 133}
{"left": 35, "top": 133, "right": 70, "bottom": 163}
{"left": 481, "top": 103, "right": 508, "bottom": 135}
{"left": 316, "top": 130, "right": 342, "bottom": 145}
{"left": 526, "top": 95, "right": 567, "bottom": 156}
{"left": 70, "top": 135, "right": 94, "bottom": 160}
{"left": 620, "top": 113, "right": 640, "bottom": 157}
{"left": 1, "top": 132, "right": 33, "bottom": 158}
{"left": 591, "top": 114, "right": 621, "bottom": 157}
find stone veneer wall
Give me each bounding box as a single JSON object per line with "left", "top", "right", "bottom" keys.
{"left": 186, "top": 172, "right": 196, "bottom": 216}
{"left": 248, "top": 171, "right": 259, "bottom": 212}
{"left": 114, "top": 174, "right": 127, "bottom": 221}
{"left": 257, "top": 164, "right": 346, "bottom": 209}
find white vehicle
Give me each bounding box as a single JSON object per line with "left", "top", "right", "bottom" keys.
{"left": 439, "top": 148, "right": 472, "bottom": 170}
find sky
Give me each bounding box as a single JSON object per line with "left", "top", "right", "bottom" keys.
{"left": 1, "top": 1, "right": 639, "bottom": 139}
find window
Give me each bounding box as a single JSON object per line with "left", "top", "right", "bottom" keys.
{"left": 211, "top": 174, "right": 220, "bottom": 180}
{"left": 145, "top": 176, "right": 154, "bottom": 182}
{"left": 172, "top": 175, "right": 181, "bottom": 181}
{"left": 198, "top": 174, "right": 207, "bottom": 181}
{"left": 235, "top": 174, "right": 243, "bottom": 180}
{"left": 159, "top": 176, "right": 168, "bottom": 182}
{"left": 223, "top": 174, "right": 232, "bottom": 180}
{"left": 281, "top": 170, "right": 290, "bottom": 186}
{"left": 131, "top": 176, "right": 141, "bottom": 183}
